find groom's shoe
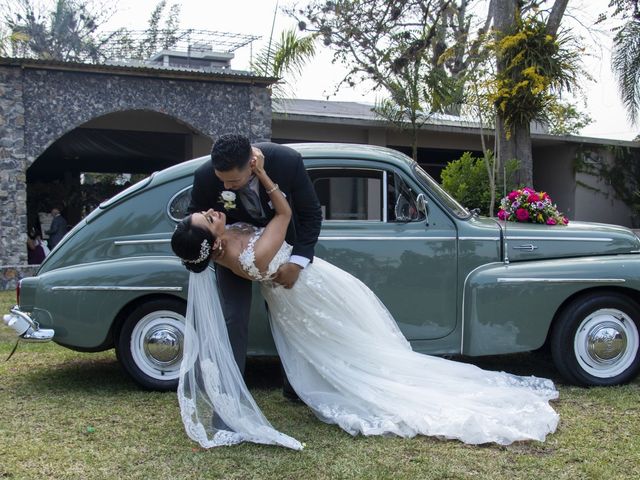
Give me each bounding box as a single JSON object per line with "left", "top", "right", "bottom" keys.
{"left": 283, "top": 386, "right": 302, "bottom": 403}
{"left": 282, "top": 369, "right": 303, "bottom": 403}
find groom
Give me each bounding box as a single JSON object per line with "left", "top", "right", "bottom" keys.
{"left": 188, "top": 134, "right": 322, "bottom": 397}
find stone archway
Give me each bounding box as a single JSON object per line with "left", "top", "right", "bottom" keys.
{"left": 0, "top": 59, "right": 273, "bottom": 286}
{"left": 26, "top": 109, "right": 214, "bottom": 233}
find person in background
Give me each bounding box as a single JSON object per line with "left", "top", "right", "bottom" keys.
{"left": 45, "top": 207, "right": 68, "bottom": 250}
{"left": 27, "top": 227, "right": 49, "bottom": 264}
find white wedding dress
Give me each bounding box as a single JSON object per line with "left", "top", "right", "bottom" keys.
{"left": 178, "top": 225, "right": 559, "bottom": 450}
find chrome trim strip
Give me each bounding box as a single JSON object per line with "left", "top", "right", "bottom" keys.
{"left": 496, "top": 278, "right": 626, "bottom": 284}
{"left": 458, "top": 237, "right": 500, "bottom": 241}
{"left": 505, "top": 236, "right": 613, "bottom": 242}
{"left": 318, "top": 236, "right": 456, "bottom": 241}
{"left": 167, "top": 185, "right": 193, "bottom": 222}
{"left": 461, "top": 262, "right": 503, "bottom": 354}
{"left": 114, "top": 239, "right": 171, "bottom": 245}
{"left": 51, "top": 286, "right": 183, "bottom": 291}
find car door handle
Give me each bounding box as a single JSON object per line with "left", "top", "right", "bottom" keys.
{"left": 512, "top": 244, "right": 538, "bottom": 251}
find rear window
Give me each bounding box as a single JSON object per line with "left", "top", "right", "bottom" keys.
{"left": 99, "top": 174, "right": 154, "bottom": 209}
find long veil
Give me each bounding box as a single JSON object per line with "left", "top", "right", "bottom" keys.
{"left": 177, "top": 268, "right": 303, "bottom": 450}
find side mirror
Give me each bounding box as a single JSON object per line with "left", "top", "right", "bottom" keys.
{"left": 416, "top": 193, "right": 429, "bottom": 226}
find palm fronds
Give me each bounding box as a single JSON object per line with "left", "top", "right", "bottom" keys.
{"left": 612, "top": 19, "right": 640, "bottom": 124}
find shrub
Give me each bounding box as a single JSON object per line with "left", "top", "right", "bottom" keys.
{"left": 441, "top": 151, "right": 518, "bottom": 216}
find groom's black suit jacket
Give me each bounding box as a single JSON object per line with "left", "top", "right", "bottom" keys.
{"left": 188, "top": 142, "right": 322, "bottom": 262}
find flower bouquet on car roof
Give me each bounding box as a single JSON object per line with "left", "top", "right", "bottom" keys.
{"left": 498, "top": 187, "right": 569, "bottom": 225}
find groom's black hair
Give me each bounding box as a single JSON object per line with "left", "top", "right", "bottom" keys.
{"left": 211, "top": 134, "right": 252, "bottom": 172}
{"left": 171, "top": 215, "right": 215, "bottom": 273}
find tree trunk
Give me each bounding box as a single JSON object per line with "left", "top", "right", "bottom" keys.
{"left": 513, "top": 122, "right": 533, "bottom": 186}
{"left": 492, "top": 0, "right": 519, "bottom": 184}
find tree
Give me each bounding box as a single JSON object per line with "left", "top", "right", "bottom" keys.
{"left": 292, "top": 0, "right": 467, "bottom": 160}
{"left": 252, "top": 28, "right": 317, "bottom": 98}
{"left": 3, "top": 0, "right": 115, "bottom": 62}
{"left": 295, "top": 1, "right": 586, "bottom": 184}
{"left": 610, "top": 0, "right": 640, "bottom": 125}
{"left": 489, "top": 0, "right": 576, "bottom": 186}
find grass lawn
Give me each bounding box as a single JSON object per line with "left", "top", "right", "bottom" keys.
{"left": 1, "top": 289, "right": 639, "bottom": 479}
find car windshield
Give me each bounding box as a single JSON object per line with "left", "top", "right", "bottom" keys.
{"left": 412, "top": 164, "right": 470, "bottom": 219}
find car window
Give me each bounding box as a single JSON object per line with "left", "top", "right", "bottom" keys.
{"left": 309, "top": 169, "right": 383, "bottom": 221}
{"left": 168, "top": 186, "right": 192, "bottom": 221}
{"left": 387, "top": 172, "right": 426, "bottom": 222}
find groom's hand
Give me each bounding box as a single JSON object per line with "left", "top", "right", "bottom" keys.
{"left": 274, "top": 263, "right": 302, "bottom": 289}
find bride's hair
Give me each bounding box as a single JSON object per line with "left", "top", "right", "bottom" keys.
{"left": 171, "top": 215, "right": 216, "bottom": 273}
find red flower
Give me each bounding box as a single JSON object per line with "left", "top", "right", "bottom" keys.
{"left": 497, "top": 209, "right": 508, "bottom": 220}
{"left": 546, "top": 217, "right": 557, "bottom": 225}
{"left": 527, "top": 193, "right": 540, "bottom": 203}
{"left": 516, "top": 208, "right": 530, "bottom": 221}
{"left": 508, "top": 191, "right": 519, "bottom": 201}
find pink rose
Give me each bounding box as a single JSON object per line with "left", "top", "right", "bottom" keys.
{"left": 497, "top": 209, "right": 507, "bottom": 220}
{"left": 562, "top": 217, "right": 569, "bottom": 225}
{"left": 516, "top": 208, "right": 530, "bottom": 221}
{"left": 527, "top": 193, "right": 540, "bottom": 203}
{"left": 507, "top": 191, "right": 519, "bottom": 201}
{"left": 546, "top": 217, "right": 557, "bottom": 225}
{"left": 523, "top": 187, "right": 535, "bottom": 194}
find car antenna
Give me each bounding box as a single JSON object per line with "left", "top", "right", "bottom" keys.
{"left": 502, "top": 165, "right": 509, "bottom": 265}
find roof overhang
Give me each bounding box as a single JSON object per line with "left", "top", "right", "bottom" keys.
{"left": 0, "top": 57, "right": 277, "bottom": 86}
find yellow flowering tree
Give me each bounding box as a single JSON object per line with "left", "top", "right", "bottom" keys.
{"left": 490, "top": 0, "right": 578, "bottom": 187}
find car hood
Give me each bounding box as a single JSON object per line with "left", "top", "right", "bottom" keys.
{"left": 498, "top": 220, "right": 640, "bottom": 261}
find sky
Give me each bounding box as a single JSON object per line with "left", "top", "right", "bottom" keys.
{"left": 102, "top": 0, "right": 638, "bottom": 142}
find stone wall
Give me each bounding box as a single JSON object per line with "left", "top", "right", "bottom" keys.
{"left": 22, "top": 68, "right": 272, "bottom": 163}
{"left": 0, "top": 265, "right": 39, "bottom": 292}
{"left": 0, "top": 63, "right": 272, "bottom": 288}
{"left": 0, "top": 67, "right": 28, "bottom": 266}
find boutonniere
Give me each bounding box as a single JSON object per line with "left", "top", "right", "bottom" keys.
{"left": 219, "top": 190, "right": 237, "bottom": 210}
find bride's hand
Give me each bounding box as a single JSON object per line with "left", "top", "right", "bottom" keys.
{"left": 250, "top": 147, "right": 265, "bottom": 175}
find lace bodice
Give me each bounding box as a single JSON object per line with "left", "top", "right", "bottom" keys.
{"left": 232, "top": 224, "right": 293, "bottom": 281}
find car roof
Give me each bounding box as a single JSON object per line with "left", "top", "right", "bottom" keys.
{"left": 148, "top": 142, "right": 416, "bottom": 187}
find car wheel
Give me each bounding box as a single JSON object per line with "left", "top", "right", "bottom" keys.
{"left": 116, "top": 298, "right": 186, "bottom": 391}
{"left": 551, "top": 292, "right": 640, "bottom": 386}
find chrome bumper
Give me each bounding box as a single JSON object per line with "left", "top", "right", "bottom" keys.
{"left": 3, "top": 306, "right": 55, "bottom": 342}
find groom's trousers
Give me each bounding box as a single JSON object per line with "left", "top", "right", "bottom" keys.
{"left": 215, "top": 264, "right": 252, "bottom": 374}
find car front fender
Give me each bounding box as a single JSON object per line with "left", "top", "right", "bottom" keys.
{"left": 462, "top": 254, "right": 640, "bottom": 356}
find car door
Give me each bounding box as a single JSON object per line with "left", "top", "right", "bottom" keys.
{"left": 307, "top": 161, "right": 458, "bottom": 340}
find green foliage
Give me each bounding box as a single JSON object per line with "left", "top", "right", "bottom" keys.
{"left": 546, "top": 100, "right": 593, "bottom": 136}
{"left": 252, "top": 28, "right": 317, "bottom": 98}
{"left": 612, "top": 17, "right": 640, "bottom": 125}
{"left": 488, "top": 14, "right": 583, "bottom": 136}
{"left": 441, "top": 151, "right": 518, "bottom": 215}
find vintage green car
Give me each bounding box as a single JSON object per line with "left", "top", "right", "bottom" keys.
{"left": 4, "top": 143, "right": 640, "bottom": 390}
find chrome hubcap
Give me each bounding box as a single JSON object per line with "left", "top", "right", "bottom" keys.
{"left": 131, "top": 310, "right": 185, "bottom": 381}
{"left": 575, "top": 308, "right": 639, "bottom": 378}
{"left": 143, "top": 326, "right": 183, "bottom": 366}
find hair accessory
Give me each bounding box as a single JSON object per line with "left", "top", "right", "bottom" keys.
{"left": 182, "top": 239, "right": 211, "bottom": 264}
{"left": 266, "top": 183, "right": 279, "bottom": 194}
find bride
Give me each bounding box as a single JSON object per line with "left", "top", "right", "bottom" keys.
{"left": 170, "top": 152, "right": 559, "bottom": 451}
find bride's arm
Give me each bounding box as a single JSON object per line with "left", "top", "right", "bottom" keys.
{"left": 251, "top": 148, "right": 292, "bottom": 272}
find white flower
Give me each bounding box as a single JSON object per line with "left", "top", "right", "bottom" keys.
{"left": 221, "top": 191, "right": 236, "bottom": 201}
